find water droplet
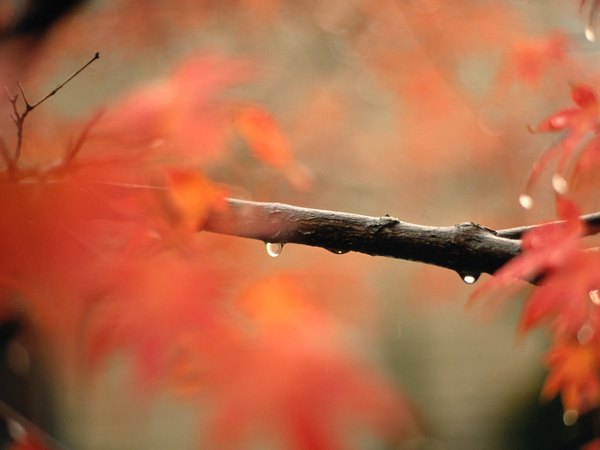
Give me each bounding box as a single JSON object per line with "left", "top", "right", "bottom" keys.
{"left": 519, "top": 194, "right": 533, "bottom": 210}
{"left": 590, "top": 289, "right": 600, "bottom": 305}
{"left": 327, "top": 248, "right": 349, "bottom": 255}
{"left": 265, "top": 242, "right": 283, "bottom": 257}
{"left": 563, "top": 409, "right": 579, "bottom": 426}
{"left": 586, "top": 25, "right": 596, "bottom": 42}
{"left": 459, "top": 272, "right": 480, "bottom": 284}
{"left": 552, "top": 174, "right": 568, "bottom": 194}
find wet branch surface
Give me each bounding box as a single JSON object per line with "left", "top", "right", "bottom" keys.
{"left": 204, "top": 199, "right": 523, "bottom": 277}
{"left": 204, "top": 199, "right": 600, "bottom": 277}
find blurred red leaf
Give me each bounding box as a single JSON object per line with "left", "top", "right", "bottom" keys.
{"left": 524, "top": 84, "right": 600, "bottom": 200}
{"left": 8, "top": 436, "right": 50, "bottom": 450}
{"left": 583, "top": 438, "right": 600, "bottom": 450}
{"left": 201, "top": 274, "right": 419, "bottom": 449}
{"left": 542, "top": 338, "right": 600, "bottom": 414}
{"left": 85, "top": 251, "right": 228, "bottom": 389}
{"left": 233, "top": 105, "right": 313, "bottom": 190}
{"left": 95, "top": 56, "right": 253, "bottom": 164}
{"left": 473, "top": 199, "right": 600, "bottom": 412}
{"left": 234, "top": 105, "right": 293, "bottom": 168}
{"left": 159, "top": 168, "right": 227, "bottom": 231}
{"left": 473, "top": 200, "right": 600, "bottom": 337}
{"left": 473, "top": 199, "right": 584, "bottom": 294}
{"left": 517, "top": 251, "right": 600, "bottom": 336}
{"left": 504, "top": 32, "right": 567, "bottom": 87}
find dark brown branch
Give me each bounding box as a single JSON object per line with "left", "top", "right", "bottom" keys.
{"left": 204, "top": 199, "right": 522, "bottom": 277}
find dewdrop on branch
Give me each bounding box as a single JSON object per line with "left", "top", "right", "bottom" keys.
{"left": 265, "top": 242, "right": 283, "bottom": 257}
{"left": 458, "top": 272, "right": 480, "bottom": 284}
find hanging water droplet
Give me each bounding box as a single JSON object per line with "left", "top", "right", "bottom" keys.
{"left": 326, "top": 248, "right": 349, "bottom": 255}
{"left": 552, "top": 174, "right": 568, "bottom": 194}
{"left": 563, "top": 409, "right": 579, "bottom": 426}
{"left": 459, "top": 272, "right": 480, "bottom": 284}
{"left": 519, "top": 194, "right": 533, "bottom": 210}
{"left": 590, "top": 289, "right": 600, "bottom": 305}
{"left": 586, "top": 25, "right": 596, "bottom": 42}
{"left": 265, "top": 242, "right": 283, "bottom": 257}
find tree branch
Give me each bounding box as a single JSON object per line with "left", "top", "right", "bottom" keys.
{"left": 497, "top": 211, "right": 600, "bottom": 239}
{"left": 204, "top": 199, "right": 522, "bottom": 278}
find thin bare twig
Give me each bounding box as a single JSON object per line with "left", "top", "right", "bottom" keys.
{"left": 30, "top": 52, "right": 99, "bottom": 110}
{"left": 2, "top": 52, "right": 100, "bottom": 172}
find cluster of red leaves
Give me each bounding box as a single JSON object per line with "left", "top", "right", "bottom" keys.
{"left": 475, "top": 83, "right": 600, "bottom": 417}
{"left": 0, "top": 54, "right": 414, "bottom": 449}
{"left": 521, "top": 84, "right": 600, "bottom": 206}
{"left": 175, "top": 274, "right": 418, "bottom": 449}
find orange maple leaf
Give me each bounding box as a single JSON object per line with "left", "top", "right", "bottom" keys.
{"left": 95, "top": 56, "right": 252, "bottom": 164}
{"left": 234, "top": 104, "right": 293, "bottom": 168}
{"left": 85, "top": 252, "right": 229, "bottom": 389}
{"left": 194, "top": 274, "right": 420, "bottom": 449}
{"left": 159, "top": 168, "right": 227, "bottom": 231}
{"left": 233, "top": 104, "right": 313, "bottom": 190}
{"left": 542, "top": 338, "right": 600, "bottom": 414}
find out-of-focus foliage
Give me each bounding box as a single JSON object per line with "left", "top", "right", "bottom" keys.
{"left": 1, "top": 1, "right": 600, "bottom": 449}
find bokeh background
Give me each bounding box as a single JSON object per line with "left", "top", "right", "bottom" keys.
{"left": 2, "top": 1, "right": 600, "bottom": 449}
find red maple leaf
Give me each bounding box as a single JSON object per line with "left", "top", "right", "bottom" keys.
{"left": 473, "top": 199, "right": 584, "bottom": 293}
{"left": 473, "top": 199, "right": 600, "bottom": 412}
{"left": 158, "top": 168, "right": 228, "bottom": 231}
{"left": 85, "top": 251, "right": 230, "bottom": 389}
{"left": 521, "top": 84, "right": 600, "bottom": 207}
{"left": 94, "top": 56, "right": 253, "bottom": 164}
{"left": 172, "top": 274, "right": 419, "bottom": 449}
{"left": 234, "top": 105, "right": 293, "bottom": 169}
{"left": 232, "top": 104, "right": 313, "bottom": 190}
{"left": 473, "top": 200, "right": 600, "bottom": 337}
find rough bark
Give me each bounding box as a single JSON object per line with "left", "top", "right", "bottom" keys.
{"left": 204, "top": 199, "right": 522, "bottom": 277}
